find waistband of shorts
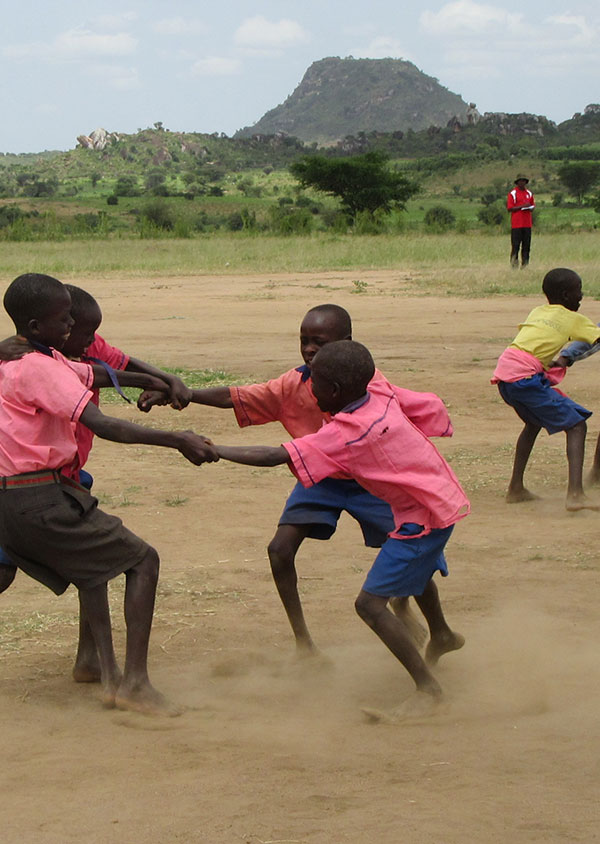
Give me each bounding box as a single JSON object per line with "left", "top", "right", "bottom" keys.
{"left": 0, "top": 470, "right": 85, "bottom": 491}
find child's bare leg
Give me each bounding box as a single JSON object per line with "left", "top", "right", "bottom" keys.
{"left": 77, "top": 582, "right": 121, "bottom": 706}
{"left": 413, "top": 579, "right": 465, "bottom": 666}
{"left": 114, "top": 547, "right": 178, "bottom": 716}
{"left": 506, "top": 421, "right": 541, "bottom": 502}
{"left": 355, "top": 589, "right": 442, "bottom": 698}
{"left": 388, "top": 597, "right": 428, "bottom": 648}
{"left": 0, "top": 565, "right": 16, "bottom": 594}
{"left": 72, "top": 593, "right": 102, "bottom": 683}
{"left": 586, "top": 431, "right": 600, "bottom": 486}
{"left": 565, "top": 421, "right": 599, "bottom": 510}
{"left": 268, "top": 524, "right": 318, "bottom": 655}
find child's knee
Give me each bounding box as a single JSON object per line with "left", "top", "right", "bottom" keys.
{"left": 267, "top": 536, "right": 295, "bottom": 572}
{"left": 355, "top": 591, "right": 384, "bottom": 624}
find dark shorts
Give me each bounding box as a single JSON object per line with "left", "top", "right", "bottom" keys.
{"left": 497, "top": 374, "right": 591, "bottom": 435}
{"left": 279, "top": 478, "right": 395, "bottom": 547}
{"left": 362, "top": 523, "right": 453, "bottom": 598}
{"left": 0, "top": 477, "right": 150, "bottom": 595}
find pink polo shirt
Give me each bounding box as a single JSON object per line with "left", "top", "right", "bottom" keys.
{"left": 231, "top": 366, "right": 453, "bottom": 439}
{"left": 0, "top": 350, "right": 93, "bottom": 476}
{"left": 68, "top": 333, "right": 129, "bottom": 478}
{"left": 282, "top": 381, "right": 469, "bottom": 539}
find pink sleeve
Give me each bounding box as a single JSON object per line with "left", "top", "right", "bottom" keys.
{"left": 282, "top": 426, "right": 347, "bottom": 487}
{"left": 87, "top": 334, "right": 129, "bottom": 370}
{"left": 230, "top": 373, "right": 289, "bottom": 427}
{"left": 16, "top": 355, "right": 93, "bottom": 422}
{"left": 370, "top": 373, "right": 453, "bottom": 437}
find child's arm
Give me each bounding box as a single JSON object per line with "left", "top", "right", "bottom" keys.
{"left": 125, "top": 357, "right": 192, "bottom": 410}
{"left": 216, "top": 444, "right": 290, "bottom": 467}
{"left": 79, "top": 402, "right": 218, "bottom": 465}
{"left": 90, "top": 366, "right": 170, "bottom": 394}
{"left": 138, "top": 385, "right": 234, "bottom": 412}
{"left": 0, "top": 335, "right": 33, "bottom": 361}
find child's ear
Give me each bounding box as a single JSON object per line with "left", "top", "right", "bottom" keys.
{"left": 27, "top": 318, "right": 40, "bottom": 337}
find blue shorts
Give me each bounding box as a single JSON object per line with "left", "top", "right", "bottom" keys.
{"left": 279, "top": 478, "right": 395, "bottom": 547}
{"left": 497, "top": 375, "right": 591, "bottom": 435}
{"left": 362, "top": 523, "right": 453, "bottom": 597}
{"left": 0, "top": 470, "right": 93, "bottom": 567}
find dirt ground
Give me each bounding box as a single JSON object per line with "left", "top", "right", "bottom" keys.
{"left": 1, "top": 269, "right": 600, "bottom": 843}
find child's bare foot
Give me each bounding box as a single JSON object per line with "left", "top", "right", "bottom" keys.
{"left": 388, "top": 597, "right": 428, "bottom": 648}
{"left": 506, "top": 487, "right": 540, "bottom": 503}
{"left": 114, "top": 681, "right": 183, "bottom": 717}
{"left": 425, "top": 630, "right": 465, "bottom": 666}
{"left": 566, "top": 493, "right": 600, "bottom": 512}
{"left": 362, "top": 690, "right": 445, "bottom": 724}
{"left": 72, "top": 658, "right": 102, "bottom": 684}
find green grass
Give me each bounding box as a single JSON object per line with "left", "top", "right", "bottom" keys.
{"left": 1, "top": 231, "right": 600, "bottom": 299}
{"left": 101, "top": 367, "right": 238, "bottom": 405}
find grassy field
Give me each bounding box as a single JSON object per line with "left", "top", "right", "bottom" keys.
{"left": 1, "top": 230, "right": 599, "bottom": 298}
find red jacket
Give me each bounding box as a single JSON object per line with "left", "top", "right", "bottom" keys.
{"left": 507, "top": 186, "right": 535, "bottom": 228}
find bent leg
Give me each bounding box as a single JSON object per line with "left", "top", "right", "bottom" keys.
{"left": 506, "top": 421, "right": 541, "bottom": 502}
{"left": 388, "top": 597, "right": 428, "bottom": 648}
{"left": 72, "top": 592, "right": 102, "bottom": 683}
{"left": 586, "top": 431, "right": 600, "bottom": 486}
{"left": 268, "top": 524, "right": 316, "bottom": 653}
{"left": 355, "top": 589, "right": 442, "bottom": 698}
{"left": 565, "top": 421, "right": 598, "bottom": 510}
{"left": 413, "top": 579, "right": 465, "bottom": 666}
{"left": 77, "top": 582, "right": 121, "bottom": 706}
{"left": 114, "top": 547, "right": 177, "bottom": 715}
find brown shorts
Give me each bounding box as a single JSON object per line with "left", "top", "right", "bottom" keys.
{"left": 0, "top": 477, "right": 151, "bottom": 595}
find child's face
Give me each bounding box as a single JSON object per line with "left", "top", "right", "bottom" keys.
{"left": 300, "top": 312, "right": 350, "bottom": 369}
{"left": 61, "top": 303, "right": 102, "bottom": 358}
{"left": 30, "top": 288, "right": 74, "bottom": 349}
{"left": 310, "top": 363, "right": 341, "bottom": 414}
{"left": 561, "top": 278, "right": 583, "bottom": 312}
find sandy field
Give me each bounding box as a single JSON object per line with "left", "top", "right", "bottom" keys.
{"left": 1, "top": 269, "right": 600, "bottom": 843}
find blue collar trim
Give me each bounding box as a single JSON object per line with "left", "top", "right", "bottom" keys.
{"left": 295, "top": 364, "right": 311, "bottom": 382}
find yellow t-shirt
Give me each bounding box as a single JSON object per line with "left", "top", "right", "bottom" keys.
{"left": 510, "top": 304, "right": 600, "bottom": 368}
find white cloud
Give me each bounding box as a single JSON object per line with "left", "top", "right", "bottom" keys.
{"left": 191, "top": 56, "right": 241, "bottom": 76}
{"left": 234, "top": 16, "right": 308, "bottom": 48}
{"left": 351, "top": 37, "right": 413, "bottom": 62}
{"left": 546, "top": 14, "right": 595, "bottom": 44}
{"left": 420, "top": 1, "right": 522, "bottom": 35}
{"left": 152, "top": 17, "right": 207, "bottom": 36}
{"left": 54, "top": 27, "right": 137, "bottom": 57}
{"left": 84, "top": 63, "right": 141, "bottom": 90}
{"left": 3, "top": 26, "right": 137, "bottom": 60}
{"left": 90, "top": 13, "right": 138, "bottom": 31}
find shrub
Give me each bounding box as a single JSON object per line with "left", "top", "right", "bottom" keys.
{"left": 106, "top": 195, "right": 119, "bottom": 205}
{"left": 477, "top": 203, "right": 505, "bottom": 226}
{"left": 424, "top": 205, "right": 456, "bottom": 230}
{"left": 140, "top": 199, "right": 174, "bottom": 230}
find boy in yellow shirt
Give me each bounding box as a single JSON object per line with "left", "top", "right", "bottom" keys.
{"left": 492, "top": 267, "right": 600, "bottom": 510}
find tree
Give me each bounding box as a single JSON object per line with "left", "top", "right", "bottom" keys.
{"left": 557, "top": 162, "right": 600, "bottom": 204}
{"left": 289, "top": 151, "right": 418, "bottom": 219}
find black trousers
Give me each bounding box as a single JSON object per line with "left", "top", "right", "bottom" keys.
{"left": 510, "top": 227, "right": 531, "bottom": 266}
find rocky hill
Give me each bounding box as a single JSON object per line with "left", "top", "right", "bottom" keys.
{"left": 235, "top": 56, "right": 470, "bottom": 144}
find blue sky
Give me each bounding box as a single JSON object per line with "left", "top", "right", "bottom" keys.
{"left": 1, "top": 0, "right": 599, "bottom": 152}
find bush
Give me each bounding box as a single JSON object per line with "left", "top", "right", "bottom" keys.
{"left": 478, "top": 203, "right": 505, "bottom": 226}
{"left": 106, "top": 195, "right": 119, "bottom": 205}
{"left": 424, "top": 205, "right": 456, "bottom": 231}
{"left": 268, "top": 206, "right": 313, "bottom": 235}
{"left": 140, "top": 199, "right": 174, "bottom": 230}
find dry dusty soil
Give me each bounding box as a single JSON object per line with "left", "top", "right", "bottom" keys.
{"left": 1, "top": 270, "right": 600, "bottom": 843}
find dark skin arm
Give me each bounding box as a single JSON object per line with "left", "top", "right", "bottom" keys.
{"left": 138, "top": 385, "right": 233, "bottom": 412}
{"left": 125, "top": 357, "right": 192, "bottom": 410}
{"left": 79, "top": 402, "right": 219, "bottom": 465}
{"left": 215, "top": 444, "right": 290, "bottom": 467}
{"left": 90, "top": 366, "right": 169, "bottom": 394}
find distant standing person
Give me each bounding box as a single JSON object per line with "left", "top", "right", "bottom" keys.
{"left": 507, "top": 175, "right": 535, "bottom": 269}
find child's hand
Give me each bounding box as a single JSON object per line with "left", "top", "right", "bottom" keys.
{"left": 0, "top": 335, "right": 32, "bottom": 361}
{"left": 168, "top": 378, "right": 192, "bottom": 410}
{"left": 549, "top": 355, "right": 570, "bottom": 368}
{"left": 176, "top": 431, "right": 219, "bottom": 465}
{"left": 137, "top": 389, "right": 169, "bottom": 412}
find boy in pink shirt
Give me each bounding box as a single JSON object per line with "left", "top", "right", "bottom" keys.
{"left": 212, "top": 340, "right": 469, "bottom": 719}
{"left": 139, "top": 304, "right": 454, "bottom": 657}
{"left": 0, "top": 273, "right": 217, "bottom": 715}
